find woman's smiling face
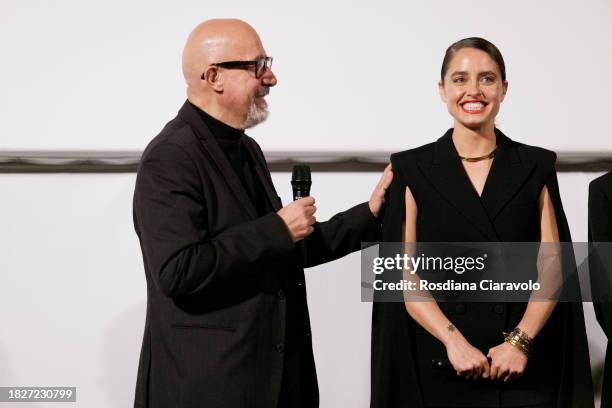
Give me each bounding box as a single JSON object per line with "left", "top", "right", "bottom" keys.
{"left": 439, "top": 47, "right": 508, "bottom": 131}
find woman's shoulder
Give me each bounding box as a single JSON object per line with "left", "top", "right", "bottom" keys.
{"left": 389, "top": 141, "right": 437, "bottom": 169}
{"left": 495, "top": 128, "right": 557, "bottom": 166}
{"left": 513, "top": 140, "right": 557, "bottom": 162}
{"left": 492, "top": 126, "right": 552, "bottom": 164}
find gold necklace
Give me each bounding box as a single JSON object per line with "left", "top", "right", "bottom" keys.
{"left": 458, "top": 148, "right": 496, "bottom": 162}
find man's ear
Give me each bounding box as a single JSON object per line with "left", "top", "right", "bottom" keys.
{"left": 203, "top": 66, "right": 223, "bottom": 92}
{"left": 438, "top": 80, "right": 447, "bottom": 103}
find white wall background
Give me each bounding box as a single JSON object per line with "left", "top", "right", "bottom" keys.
{"left": 1, "top": 0, "right": 611, "bottom": 153}
{"left": 0, "top": 171, "right": 608, "bottom": 407}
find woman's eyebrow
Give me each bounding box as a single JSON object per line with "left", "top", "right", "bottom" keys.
{"left": 478, "top": 71, "right": 498, "bottom": 77}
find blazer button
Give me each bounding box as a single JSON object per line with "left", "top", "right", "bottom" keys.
{"left": 296, "top": 281, "right": 304, "bottom": 288}
{"left": 275, "top": 343, "right": 285, "bottom": 353}
{"left": 455, "top": 304, "right": 467, "bottom": 314}
{"left": 493, "top": 304, "right": 505, "bottom": 314}
{"left": 277, "top": 289, "right": 285, "bottom": 300}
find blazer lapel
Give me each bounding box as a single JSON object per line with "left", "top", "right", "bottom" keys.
{"left": 242, "top": 136, "right": 283, "bottom": 211}
{"left": 480, "top": 129, "right": 536, "bottom": 220}
{"left": 418, "top": 129, "right": 499, "bottom": 241}
{"left": 178, "top": 101, "right": 258, "bottom": 219}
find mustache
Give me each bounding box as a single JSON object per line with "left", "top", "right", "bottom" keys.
{"left": 255, "top": 87, "right": 270, "bottom": 98}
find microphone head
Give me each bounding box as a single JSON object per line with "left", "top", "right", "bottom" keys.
{"left": 291, "top": 165, "right": 312, "bottom": 200}
{"left": 292, "top": 165, "right": 311, "bottom": 182}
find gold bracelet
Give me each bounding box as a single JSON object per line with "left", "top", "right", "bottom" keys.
{"left": 502, "top": 327, "right": 533, "bottom": 357}
{"left": 503, "top": 328, "right": 533, "bottom": 356}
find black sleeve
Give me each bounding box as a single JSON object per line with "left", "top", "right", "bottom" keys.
{"left": 133, "top": 142, "right": 295, "bottom": 297}
{"left": 541, "top": 151, "right": 595, "bottom": 407}
{"left": 542, "top": 152, "right": 572, "bottom": 242}
{"left": 588, "top": 174, "right": 612, "bottom": 337}
{"left": 301, "top": 202, "right": 381, "bottom": 268}
{"left": 241, "top": 135, "right": 381, "bottom": 269}
{"left": 589, "top": 176, "right": 612, "bottom": 242}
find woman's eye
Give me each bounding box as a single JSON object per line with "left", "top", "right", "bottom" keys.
{"left": 453, "top": 77, "right": 466, "bottom": 84}
{"left": 481, "top": 76, "right": 495, "bottom": 84}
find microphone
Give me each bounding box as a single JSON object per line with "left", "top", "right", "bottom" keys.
{"left": 291, "top": 165, "right": 311, "bottom": 265}
{"left": 291, "top": 165, "right": 311, "bottom": 201}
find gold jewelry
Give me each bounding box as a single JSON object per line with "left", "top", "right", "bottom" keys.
{"left": 458, "top": 148, "right": 496, "bottom": 162}
{"left": 503, "top": 327, "right": 533, "bottom": 357}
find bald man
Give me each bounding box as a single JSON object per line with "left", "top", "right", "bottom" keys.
{"left": 132, "top": 19, "right": 392, "bottom": 408}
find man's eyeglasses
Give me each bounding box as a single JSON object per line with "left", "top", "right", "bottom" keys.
{"left": 202, "top": 56, "right": 273, "bottom": 80}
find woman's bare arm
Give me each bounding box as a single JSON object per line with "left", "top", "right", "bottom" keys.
{"left": 402, "top": 186, "right": 490, "bottom": 378}
{"left": 517, "top": 185, "right": 560, "bottom": 337}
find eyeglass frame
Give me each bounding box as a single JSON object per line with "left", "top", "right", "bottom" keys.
{"left": 201, "top": 56, "right": 273, "bottom": 80}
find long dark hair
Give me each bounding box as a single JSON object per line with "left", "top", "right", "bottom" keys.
{"left": 440, "top": 37, "right": 506, "bottom": 83}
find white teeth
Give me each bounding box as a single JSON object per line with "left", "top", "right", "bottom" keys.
{"left": 463, "top": 102, "right": 484, "bottom": 110}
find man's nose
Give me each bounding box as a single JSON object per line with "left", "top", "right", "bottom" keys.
{"left": 261, "top": 67, "right": 277, "bottom": 86}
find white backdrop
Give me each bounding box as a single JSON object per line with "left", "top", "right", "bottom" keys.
{"left": 1, "top": 0, "right": 612, "bottom": 153}
{"left": 0, "top": 171, "right": 607, "bottom": 407}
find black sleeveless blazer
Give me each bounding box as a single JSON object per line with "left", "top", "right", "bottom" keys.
{"left": 370, "top": 129, "right": 594, "bottom": 408}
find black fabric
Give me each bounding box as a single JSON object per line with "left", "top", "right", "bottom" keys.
{"left": 588, "top": 172, "right": 612, "bottom": 408}
{"left": 191, "top": 102, "right": 269, "bottom": 216}
{"left": 192, "top": 103, "right": 310, "bottom": 405}
{"left": 133, "top": 100, "right": 381, "bottom": 408}
{"left": 371, "top": 129, "right": 594, "bottom": 408}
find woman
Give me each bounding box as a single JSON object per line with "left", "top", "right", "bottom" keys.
{"left": 371, "top": 38, "right": 593, "bottom": 408}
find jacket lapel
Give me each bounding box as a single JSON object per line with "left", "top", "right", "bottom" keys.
{"left": 418, "top": 129, "right": 499, "bottom": 241}
{"left": 480, "top": 128, "right": 536, "bottom": 220}
{"left": 178, "top": 101, "right": 258, "bottom": 219}
{"left": 242, "top": 136, "right": 283, "bottom": 211}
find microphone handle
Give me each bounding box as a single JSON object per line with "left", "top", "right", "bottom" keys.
{"left": 293, "top": 188, "right": 311, "bottom": 201}
{"left": 292, "top": 187, "right": 310, "bottom": 267}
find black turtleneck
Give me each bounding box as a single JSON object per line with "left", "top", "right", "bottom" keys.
{"left": 191, "top": 102, "right": 270, "bottom": 216}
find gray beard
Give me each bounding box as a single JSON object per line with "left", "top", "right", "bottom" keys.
{"left": 243, "top": 91, "right": 270, "bottom": 128}
{"left": 243, "top": 100, "right": 269, "bottom": 129}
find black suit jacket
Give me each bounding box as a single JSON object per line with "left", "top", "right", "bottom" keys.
{"left": 371, "top": 129, "right": 594, "bottom": 407}
{"left": 589, "top": 172, "right": 612, "bottom": 408}
{"left": 132, "top": 101, "right": 380, "bottom": 408}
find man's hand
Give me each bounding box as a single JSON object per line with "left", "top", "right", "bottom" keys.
{"left": 277, "top": 197, "right": 317, "bottom": 243}
{"left": 369, "top": 164, "right": 393, "bottom": 218}
{"left": 487, "top": 342, "right": 528, "bottom": 382}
